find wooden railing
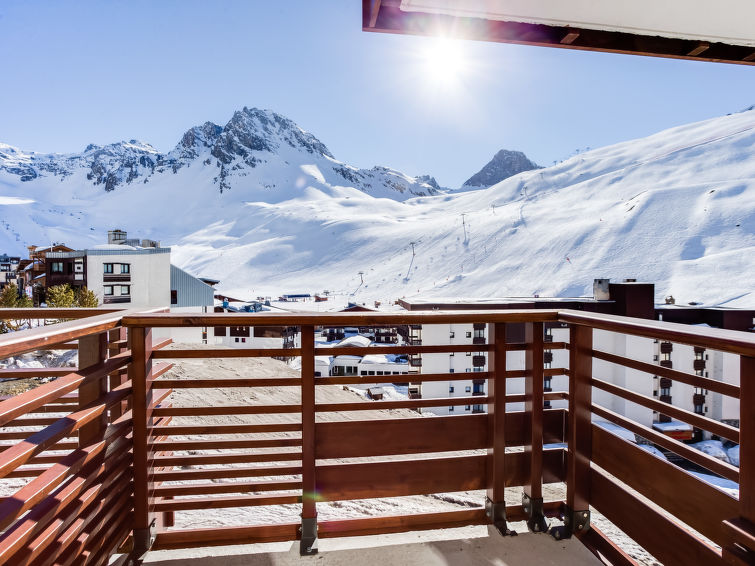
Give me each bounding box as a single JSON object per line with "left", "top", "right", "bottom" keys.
{"left": 0, "top": 308, "right": 752, "bottom": 565}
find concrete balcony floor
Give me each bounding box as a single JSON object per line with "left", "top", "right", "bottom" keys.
{"left": 142, "top": 524, "right": 602, "bottom": 566}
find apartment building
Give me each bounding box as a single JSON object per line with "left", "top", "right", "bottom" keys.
{"left": 399, "top": 280, "right": 753, "bottom": 439}
{"left": 0, "top": 254, "right": 21, "bottom": 290}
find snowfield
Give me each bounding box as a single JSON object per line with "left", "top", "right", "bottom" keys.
{"left": 0, "top": 107, "right": 754, "bottom": 308}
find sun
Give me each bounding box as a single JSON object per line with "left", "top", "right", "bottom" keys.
{"left": 419, "top": 37, "right": 467, "bottom": 88}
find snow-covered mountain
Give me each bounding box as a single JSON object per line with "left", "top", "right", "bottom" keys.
{"left": 0, "top": 107, "right": 442, "bottom": 199}
{"left": 462, "top": 149, "right": 540, "bottom": 189}
{"left": 1, "top": 107, "right": 754, "bottom": 308}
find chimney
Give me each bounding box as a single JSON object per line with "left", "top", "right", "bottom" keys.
{"left": 27, "top": 245, "right": 37, "bottom": 257}
{"left": 593, "top": 278, "right": 610, "bottom": 300}
{"left": 609, "top": 280, "right": 655, "bottom": 319}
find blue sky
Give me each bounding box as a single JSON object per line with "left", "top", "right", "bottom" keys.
{"left": 1, "top": 0, "right": 754, "bottom": 188}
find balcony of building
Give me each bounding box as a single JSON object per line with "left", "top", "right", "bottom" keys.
{"left": 0, "top": 307, "right": 752, "bottom": 566}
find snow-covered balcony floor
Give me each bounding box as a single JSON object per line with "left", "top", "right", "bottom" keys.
{"left": 142, "top": 525, "right": 602, "bottom": 566}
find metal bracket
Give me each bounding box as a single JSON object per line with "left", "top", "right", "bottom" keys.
{"left": 549, "top": 506, "right": 590, "bottom": 540}
{"left": 485, "top": 498, "right": 517, "bottom": 536}
{"left": 132, "top": 518, "right": 156, "bottom": 562}
{"left": 300, "top": 516, "right": 319, "bottom": 555}
{"left": 522, "top": 493, "right": 548, "bottom": 534}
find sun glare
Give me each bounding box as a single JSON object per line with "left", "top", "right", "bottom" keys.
{"left": 419, "top": 37, "right": 467, "bottom": 88}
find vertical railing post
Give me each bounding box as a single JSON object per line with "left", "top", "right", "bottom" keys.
{"left": 486, "top": 322, "right": 513, "bottom": 535}
{"left": 108, "top": 326, "right": 128, "bottom": 419}
{"left": 300, "top": 325, "right": 318, "bottom": 555}
{"left": 523, "top": 321, "right": 547, "bottom": 532}
{"left": 130, "top": 326, "right": 155, "bottom": 560}
{"left": 78, "top": 331, "right": 108, "bottom": 448}
{"left": 552, "top": 323, "right": 593, "bottom": 540}
{"left": 722, "top": 355, "right": 755, "bottom": 564}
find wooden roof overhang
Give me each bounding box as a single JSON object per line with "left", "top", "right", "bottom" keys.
{"left": 363, "top": 0, "right": 755, "bottom": 66}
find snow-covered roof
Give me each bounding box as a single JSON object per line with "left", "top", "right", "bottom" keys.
{"left": 91, "top": 244, "right": 138, "bottom": 250}
{"left": 652, "top": 420, "right": 693, "bottom": 432}
{"left": 335, "top": 335, "right": 372, "bottom": 348}
{"left": 361, "top": 354, "right": 392, "bottom": 364}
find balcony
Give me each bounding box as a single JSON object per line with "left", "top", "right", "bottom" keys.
{"left": 104, "top": 274, "right": 131, "bottom": 283}
{"left": 694, "top": 359, "right": 707, "bottom": 371}
{"left": 0, "top": 307, "right": 752, "bottom": 566}
{"left": 472, "top": 336, "right": 486, "bottom": 345}
{"left": 660, "top": 341, "right": 673, "bottom": 354}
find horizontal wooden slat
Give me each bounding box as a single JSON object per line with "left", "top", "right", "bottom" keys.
{"left": 152, "top": 405, "right": 302, "bottom": 417}
{"left": 152, "top": 465, "right": 302, "bottom": 483}
{"left": 592, "top": 377, "right": 739, "bottom": 442}
{"left": 152, "top": 348, "right": 301, "bottom": 359}
{"left": 560, "top": 310, "right": 755, "bottom": 357}
{"left": 154, "top": 493, "right": 300, "bottom": 512}
{"left": 592, "top": 403, "right": 738, "bottom": 481}
{"left": 505, "top": 367, "right": 569, "bottom": 378}
{"left": 590, "top": 467, "right": 725, "bottom": 566}
{"left": 592, "top": 424, "right": 738, "bottom": 546}
{"left": 154, "top": 479, "right": 302, "bottom": 498}
{"left": 317, "top": 343, "right": 494, "bottom": 356}
{"left": 151, "top": 438, "right": 302, "bottom": 452}
{"left": 153, "top": 451, "right": 301, "bottom": 467}
{"left": 0, "top": 368, "right": 77, "bottom": 379}
{"left": 154, "top": 377, "right": 301, "bottom": 389}
{"left": 315, "top": 396, "right": 491, "bottom": 413}
{"left": 318, "top": 508, "right": 488, "bottom": 538}
{"left": 315, "top": 409, "right": 566, "bottom": 459}
{"left": 316, "top": 372, "right": 490, "bottom": 385}
{"left": 593, "top": 349, "right": 739, "bottom": 398}
{"left": 149, "top": 423, "right": 302, "bottom": 436}
{"left": 122, "top": 309, "right": 561, "bottom": 328}
{"left": 153, "top": 523, "right": 300, "bottom": 551}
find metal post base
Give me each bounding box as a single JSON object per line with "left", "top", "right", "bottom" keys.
{"left": 485, "top": 498, "right": 517, "bottom": 536}
{"left": 522, "top": 493, "right": 548, "bottom": 534}
{"left": 549, "top": 506, "right": 591, "bottom": 540}
{"left": 132, "top": 521, "right": 156, "bottom": 563}
{"left": 300, "top": 517, "right": 318, "bottom": 555}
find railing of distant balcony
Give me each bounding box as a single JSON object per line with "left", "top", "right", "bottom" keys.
{"left": 0, "top": 308, "right": 752, "bottom": 565}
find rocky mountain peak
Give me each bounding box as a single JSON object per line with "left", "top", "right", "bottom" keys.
{"left": 463, "top": 149, "right": 540, "bottom": 188}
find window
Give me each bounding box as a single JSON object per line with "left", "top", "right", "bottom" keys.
{"left": 235, "top": 338, "right": 239, "bottom": 343}
{"left": 660, "top": 387, "right": 671, "bottom": 397}
{"left": 449, "top": 406, "right": 454, "bottom": 412}
{"left": 449, "top": 352, "right": 454, "bottom": 357}
{"left": 376, "top": 371, "right": 383, "bottom": 376}
{"left": 120, "top": 263, "right": 130, "bottom": 274}
{"left": 466, "top": 331, "right": 472, "bottom": 338}
{"left": 170, "top": 290, "right": 178, "bottom": 305}
{"left": 465, "top": 368, "right": 471, "bottom": 372}
{"left": 361, "top": 371, "right": 367, "bottom": 376}
{"left": 104, "top": 263, "right": 114, "bottom": 274}
{"left": 653, "top": 355, "right": 659, "bottom": 361}
{"left": 466, "top": 352, "right": 471, "bottom": 356}
{"left": 465, "top": 386, "right": 471, "bottom": 393}
{"left": 473, "top": 367, "right": 482, "bottom": 372}
{"left": 465, "top": 405, "right": 471, "bottom": 411}
{"left": 449, "top": 332, "right": 455, "bottom": 339}
{"left": 694, "top": 404, "right": 704, "bottom": 414}
{"left": 51, "top": 262, "right": 63, "bottom": 273}
{"left": 473, "top": 329, "right": 484, "bottom": 339}
{"left": 120, "top": 286, "right": 130, "bottom": 295}
{"left": 241, "top": 338, "right": 246, "bottom": 343}
{"left": 449, "top": 386, "right": 454, "bottom": 393}
{"left": 104, "top": 286, "right": 114, "bottom": 296}
{"left": 653, "top": 390, "right": 658, "bottom": 397}
{"left": 449, "top": 368, "right": 454, "bottom": 373}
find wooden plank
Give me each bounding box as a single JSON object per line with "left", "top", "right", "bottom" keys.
{"left": 316, "top": 371, "right": 491, "bottom": 385}
{"left": 568, "top": 324, "right": 593, "bottom": 514}
{"left": 486, "top": 323, "right": 507, "bottom": 511}
{"left": 77, "top": 332, "right": 108, "bottom": 448}
{"left": 524, "top": 321, "right": 544, "bottom": 502}
{"left": 314, "top": 410, "right": 566, "bottom": 459}
{"left": 592, "top": 403, "right": 738, "bottom": 482}
{"left": 318, "top": 343, "right": 494, "bottom": 356}
{"left": 0, "top": 368, "right": 76, "bottom": 378}
{"left": 154, "top": 377, "right": 301, "bottom": 388}
{"left": 154, "top": 479, "right": 302, "bottom": 498}
{"left": 590, "top": 467, "right": 725, "bottom": 565}
{"left": 149, "top": 422, "right": 302, "bottom": 436}
{"left": 740, "top": 355, "right": 755, "bottom": 524}
{"left": 592, "top": 423, "right": 738, "bottom": 546}
{"left": 592, "top": 377, "right": 740, "bottom": 442}
{"left": 318, "top": 508, "right": 488, "bottom": 538}
{"left": 315, "top": 396, "right": 491, "bottom": 413}
{"left": 153, "top": 348, "right": 301, "bottom": 359}
{"left": 152, "top": 465, "right": 302, "bottom": 483}
{"left": 150, "top": 438, "right": 302, "bottom": 452}
{"left": 152, "top": 523, "right": 300, "bottom": 551}
{"left": 153, "top": 452, "right": 302, "bottom": 467}
{"left": 592, "top": 348, "right": 739, "bottom": 398}
{"left": 154, "top": 493, "right": 300, "bottom": 512}
{"left": 129, "top": 325, "right": 153, "bottom": 553}
{"left": 559, "top": 310, "right": 755, "bottom": 357}
{"left": 152, "top": 404, "right": 302, "bottom": 417}
{"left": 122, "top": 309, "right": 561, "bottom": 328}
{"left": 577, "top": 525, "right": 640, "bottom": 566}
